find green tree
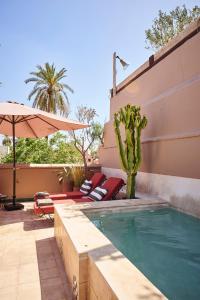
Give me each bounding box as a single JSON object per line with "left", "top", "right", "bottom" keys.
{"left": 49, "top": 132, "right": 82, "bottom": 163}
{"left": 145, "top": 5, "right": 200, "bottom": 51}
{"left": 3, "top": 138, "right": 53, "bottom": 163}
{"left": 2, "top": 133, "right": 82, "bottom": 164}
{"left": 92, "top": 122, "right": 104, "bottom": 146}
{"left": 25, "top": 63, "right": 73, "bottom": 116}
{"left": 70, "top": 106, "right": 103, "bottom": 175}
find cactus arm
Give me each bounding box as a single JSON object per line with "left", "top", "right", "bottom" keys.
{"left": 114, "top": 114, "right": 128, "bottom": 171}
{"left": 133, "top": 126, "right": 142, "bottom": 174}
{"left": 125, "top": 127, "right": 134, "bottom": 173}
{"left": 133, "top": 116, "right": 148, "bottom": 174}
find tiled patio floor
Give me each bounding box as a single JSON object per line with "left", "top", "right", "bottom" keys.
{"left": 0, "top": 203, "right": 72, "bottom": 300}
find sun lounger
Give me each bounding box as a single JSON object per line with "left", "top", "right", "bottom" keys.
{"left": 34, "top": 172, "right": 106, "bottom": 201}
{"left": 34, "top": 177, "right": 125, "bottom": 216}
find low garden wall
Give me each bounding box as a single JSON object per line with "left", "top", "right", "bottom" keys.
{"left": 0, "top": 164, "right": 101, "bottom": 199}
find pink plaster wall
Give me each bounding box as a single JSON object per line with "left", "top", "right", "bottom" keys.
{"left": 100, "top": 22, "right": 200, "bottom": 179}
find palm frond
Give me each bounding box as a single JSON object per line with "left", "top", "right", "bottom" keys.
{"left": 57, "top": 94, "right": 70, "bottom": 117}
{"left": 62, "top": 83, "right": 74, "bottom": 93}
{"left": 61, "top": 90, "right": 69, "bottom": 104}
{"left": 55, "top": 68, "right": 67, "bottom": 81}
{"left": 32, "top": 89, "right": 48, "bottom": 109}
{"left": 28, "top": 87, "right": 43, "bottom": 100}
{"left": 33, "top": 81, "right": 46, "bottom": 90}
{"left": 29, "top": 71, "right": 46, "bottom": 81}
{"left": 25, "top": 77, "right": 39, "bottom": 84}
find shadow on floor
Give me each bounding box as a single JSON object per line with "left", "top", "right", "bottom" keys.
{"left": 36, "top": 237, "right": 72, "bottom": 300}
{"left": 0, "top": 207, "right": 34, "bottom": 225}
{"left": 0, "top": 205, "right": 54, "bottom": 231}
{"left": 24, "top": 218, "right": 54, "bottom": 231}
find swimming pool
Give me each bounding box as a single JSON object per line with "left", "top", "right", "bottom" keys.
{"left": 88, "top": 208, "right": 200, "bottom": 300}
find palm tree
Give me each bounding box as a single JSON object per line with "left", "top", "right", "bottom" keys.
{"left": 25, "top": 63, "right": 73, "bottom": 116}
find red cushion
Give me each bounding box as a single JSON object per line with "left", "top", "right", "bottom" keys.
{"left": 101, "top": 177, "right": 125, "bottom": 201}
{"left": 73, "top": 197, "right": 93, "bottom": 203}
{"left": 34, "top": 202, "right": 54, "bottom": 215}
{"left": 34, "top": 173, "right": 106, "bottom": 201}
{"left": 90, "top": 172, "right": 106, "bottom": 188}
{"left": 49, "top": 191, "right": 84, "bottom": 200}
{"left": 73, "top": 178, "right": 124, "bottom": 202}
{"left": 34, "top": 198, "right": 92, "bottom": 215}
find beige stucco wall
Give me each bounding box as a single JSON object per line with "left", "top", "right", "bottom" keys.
{"left": 0, "top": 166, "right": 61, "bottom": 198}
{"left": 100, "top": 24, "right": 200, "bottom": 180}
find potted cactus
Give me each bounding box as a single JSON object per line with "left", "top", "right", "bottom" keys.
{"left": 114, "top": 104, "right": 147, "bottom": 199}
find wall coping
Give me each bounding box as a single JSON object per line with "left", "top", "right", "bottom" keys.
{"left": 0, "top": 163, "right": 101, "bottom": 169}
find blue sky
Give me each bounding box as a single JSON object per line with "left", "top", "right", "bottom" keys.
{"left": 0, "top": 0, "right": 199, "bottom": 124}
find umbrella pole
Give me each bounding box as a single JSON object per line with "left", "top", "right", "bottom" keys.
{"left": 12, "top": 116, "right": 16, "bottom": 206}
{"left": 4, "top": 116, "right": 24, "bottom": 211}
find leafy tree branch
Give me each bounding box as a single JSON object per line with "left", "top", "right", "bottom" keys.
{"left": 69, "top": 106, "right": 104, "bottom": 175}
{"left": 145, "top": 5, "right": 200, "bottom": 51}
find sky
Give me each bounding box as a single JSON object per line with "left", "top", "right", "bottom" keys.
{"left": 0, "top": 0, "right": 199, "bottom": 125}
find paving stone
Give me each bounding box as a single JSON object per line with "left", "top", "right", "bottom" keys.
{"left": 0, "top": 203, "right": 71, "bottom": 300}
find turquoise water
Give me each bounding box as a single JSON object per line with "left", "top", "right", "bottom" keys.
{"left": 88, "top": 208, "right": 200, "bottom": 300}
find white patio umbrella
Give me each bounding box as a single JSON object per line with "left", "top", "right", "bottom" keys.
{"left": 0, "top": 101, "right": 88, "bottom": 210}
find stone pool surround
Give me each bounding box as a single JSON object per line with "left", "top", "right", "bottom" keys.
{"left": 54, "top": 199, "right": 168, "bottom": 299}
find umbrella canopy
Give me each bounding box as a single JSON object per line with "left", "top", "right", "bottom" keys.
{"left": 0, "top": 102, "right": 88, "bottom": 137}
{"left": 0, "top": 101, "right": 88, "bottom": 210}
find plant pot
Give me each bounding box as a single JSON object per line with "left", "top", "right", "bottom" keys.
{"left": 62, "top": 180, "right": 74, "bottom": 193}
{"left": 73, "top": 186, "right": 80, "bottom": 192}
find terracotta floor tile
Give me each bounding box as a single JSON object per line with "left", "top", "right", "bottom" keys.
{"left": 17, "top": 282, "right": 41, "bottom": 300}
{"left": 0, "top": 286, "right": 17, "bottom": 300}
{"left": 0, "top": 256, "right": 20, "bottom": 268}
{"left": 0, "top": 269, "right": 18, "bottom": 289}
{"left": 19, "top": 254, "right": 37, "bottom": 265}
{"left": 0, "top": 203, "right": 72, "bottom": 300}
{"left": 18, "top": 263, "right": 39, "bottom": 284}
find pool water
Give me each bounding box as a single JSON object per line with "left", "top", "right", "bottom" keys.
{"left": 88, "top": 208, "right": 200, "bottom": 300}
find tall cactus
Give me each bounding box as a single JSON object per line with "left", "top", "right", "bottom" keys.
{"left": 114, "top": 104, "right": 147, "bottom": 199}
